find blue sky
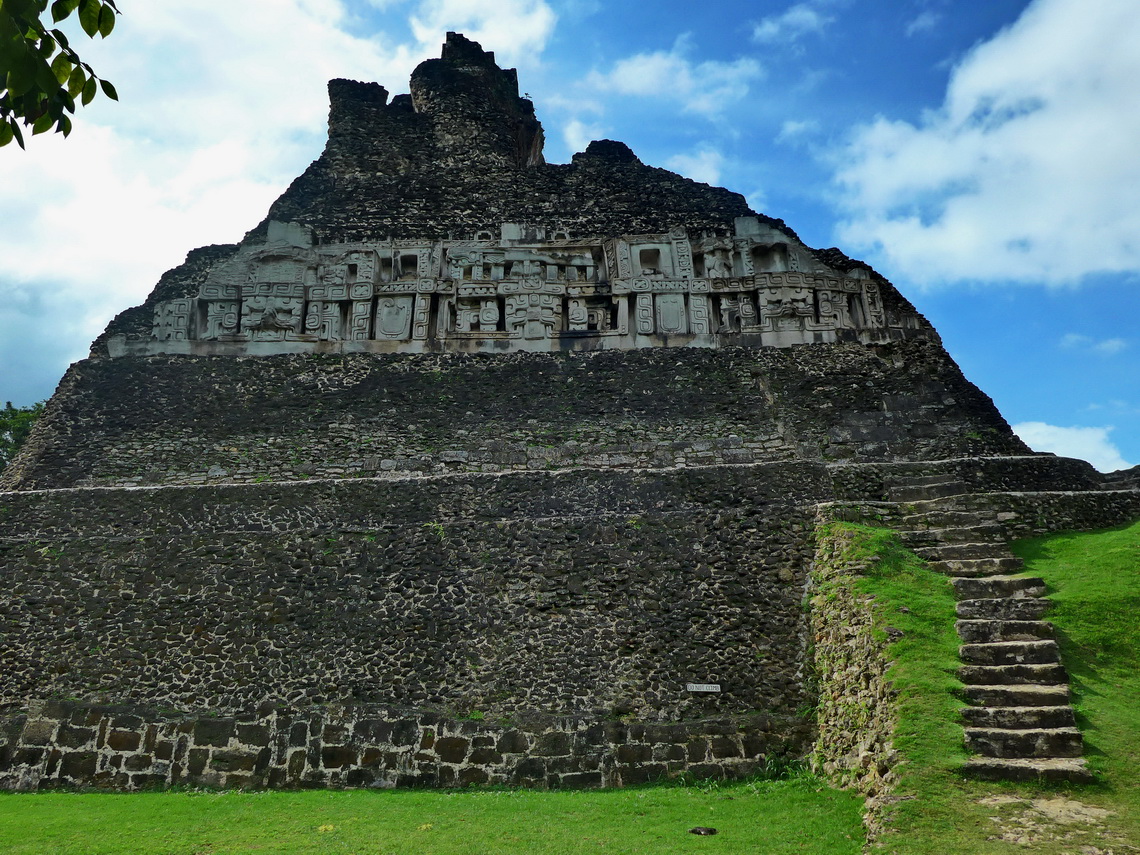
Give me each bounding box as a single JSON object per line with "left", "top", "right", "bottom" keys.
{"left": 1, "top": 0, "right": 1137, "bottom": 471}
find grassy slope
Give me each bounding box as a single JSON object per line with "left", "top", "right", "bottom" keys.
{"left": 1013, "top": 522, "right": 1140, "bottom": 832}
{"left": 0, "top": 777, "right": 864, "bottom": 855}
{"left": 836, "top": 518, "right": 1140, "bottom": 854}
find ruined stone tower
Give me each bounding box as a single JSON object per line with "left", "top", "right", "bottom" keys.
{"left": 2, "top": 34, "right": 1135, "bottom": 791}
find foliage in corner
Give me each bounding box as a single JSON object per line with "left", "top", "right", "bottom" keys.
{"left": 0, "top": 400, "right": 45, "bottom": 472}
{"left": 0, "top": 0, "right": 120, "bottom": 149}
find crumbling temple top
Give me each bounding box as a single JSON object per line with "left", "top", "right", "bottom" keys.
{"left": 99, "top": 32, "right": 934, "bottom": 358}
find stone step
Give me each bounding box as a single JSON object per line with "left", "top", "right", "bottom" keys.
{"left": 929, "top": 556, "right": 1025, "bottom": 576}
{"left": 961, "top": 684, "right": 1070, "bottom": 707}
{"left": 952, "top": 575, "right": 1047, "bottom": 600}
{"left": 960, "top": 705, "right": 1076, "bottom": 730}
{"left": 890, "top": 482, "right": 969, "bottom": 502}
{"left": 898, "top": 510, "right": 995, "bottom": 529}
{"left": 962, "top": 757, "right": 1094, "bottom": 783}
{"left": 959, "top": 663, "right": 1068, "bottom": 685}
{"left": 914, "top": 542, "right": 1011, "bottom": 561}
{"left": 957, "top": 619, "right": 1055, "bottom": 643}
{"left": 897, "top": 524, "right": 1005, "bottom": 547}
{"left": 959, "top": 640, "right": 1060, "bottom": 666}
{"left": 964, "top": 727, "right": 1084, "bottom": 758}
{"left": 956, "top": 597, "right": 1051, "bottom": 621}
{"left": 889, "top": 474, "right": 962, "bottom": 488}
{"left": 957, "top": 597, "right": 1050, "bottom": 620}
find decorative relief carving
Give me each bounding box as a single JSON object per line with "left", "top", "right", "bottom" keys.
{"left": 656, "top": 294, "right": 688, "bottom": 335}
{"left": 412, "top": 294, "right": 432, "bottom": 340}
{"left": 615, "top": 241, "right": 633, "bottom": 280}
{"left": 375, "top": 296, "right": 413, "bottom": 339}
{"left": 304, "top": 301, "right": 345, "bottom": 340}
{"left": 153, "top": 299, "right": 194, "bottom": 341}
{"left": 689, "top": 294, "right": 712, "bottom": 335}
{"left": 635, "top": 294, "right": 654, "bottom": 334}
{"left": 243, "top": 297, "right": 304, "bottom": 340}
{"left": 507, "top": 293, "right": 560, "bottom": 339}
{"left": 669, "top": 228, "right": 694, "bottom": 280}
{"left": 150, "top": 223, "right": 915, "bottom": 350}
{"left": 716, "top": 293, "right": 758, "bottom": 333}
{"left": 204, "top": 301, "right": 240, "bottom": 339}
{"left": 350, "top": 301, "right": 373, "bottom": 340}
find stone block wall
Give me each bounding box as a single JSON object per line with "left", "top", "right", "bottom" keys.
{"left": 826, "top": 455, "right": 1104, "bottom": 502}
{"left": 807, "top": 520, "right": 900, "bottom": 798}
{"left": 0, "top": 465, "right": 824, "bottom": 722}
{"left": 962, "top": 490, "right": 1140, "bottom": 539}
{"left": 0, "top": 700, "right": 811, "bottom": 791}
{"left": 3, "top": 340, "right": 1028, "bottom": 492}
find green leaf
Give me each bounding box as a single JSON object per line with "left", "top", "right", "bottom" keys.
{"left": 81, "top": 75, "right": 96, "bottom": 106}
{"left": 78, "top": 0, "right": 100, "bottom": 38}
{"left": 6, "top": 52, "right": 38, "bottom": 97}
{"left": 35, "top": 58, "right": 63, "bottom": 97}
{"left": 39, "top": 34, "right": 57, "bottom": 57}
{"left": 32, "top": 112, "right": 54, "bottom": 135}
{"left": 51, "top": 0, "right": 71, "bottom": 23}
{"left": 99, "top": 78, "right": 116, "bottom": 100}
{"left": 50, "top": 51, "right": 71, "bottom": 84}
{"left": 97, "top": 3, "right": 114, "bottom": 37}
{"left": 50, "top": 28, "right": 70, "bottom": 50}
{"left": 0, "top": 121, "right": 13, "bottom": 148}
{"left": 67, "top": 65, "right": 84, "bottom": 96}
{"left": 57, "top": 113, "right": 71, "bottom": 136}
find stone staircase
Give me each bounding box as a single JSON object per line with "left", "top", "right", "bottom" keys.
{"left": 887, "top": 474, "right": 1093, "bottom": 783}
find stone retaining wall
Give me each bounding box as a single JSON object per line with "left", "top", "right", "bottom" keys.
{"left": 0, "top": 466, "right": 821, "bottom": 721}
{"left": 0, "top": 700, "right": 810, "bottom": 791}
{"left": 807, "top": 518, "right": 899, "bottom": 798}
{"left": 827, "top": 455, "right": 1103, "bottom": 502}
{"left": 965, "top": 490, "right": 1140, "bottom": 538}
{"left": 3, "top": 341, "right": 1028, "bottom": 491}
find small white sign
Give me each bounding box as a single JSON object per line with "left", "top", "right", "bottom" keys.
{"left": 685, "top": 683, "right": 722, "bottom": 693}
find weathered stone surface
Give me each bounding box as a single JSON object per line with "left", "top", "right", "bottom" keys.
{"left": 1, "top": 341, "right": 1031, "bottom": 493}
{"left": 0, "top": 701, "right": 808, "bottom": 791}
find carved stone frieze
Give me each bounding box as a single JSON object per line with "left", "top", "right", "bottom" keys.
{"left": 143, "top": 218, "right": 926, "bottom": 354}
{"left": 152, "top": 299, "right": 194, "bottom": 341}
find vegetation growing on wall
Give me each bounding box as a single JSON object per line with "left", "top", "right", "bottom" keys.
{"left": 0, "top": 401, "right": 44, "bottom": 472}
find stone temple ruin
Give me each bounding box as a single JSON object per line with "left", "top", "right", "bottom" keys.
{"left": 2, "top": 33, "right": 1138, "bottom": 793}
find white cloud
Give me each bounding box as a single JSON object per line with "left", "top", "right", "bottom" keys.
{"left": 1013, "top": 422, "right": 1132, "bottom": 472}
{"left": 563, "top": 118, "right": 608, "bottom": 155}
{"left": 666, "top": 148, "right": 725, "bottom": 185}
{"left": 746, "top": 189, "right": 768, "bottom": 214}
{"left": 753, "top": 4, "right": 833, "bottom": 43}
{"left": 588, "top": 38, "right": 763, "bottom": 117}
{"left": 905, "top": 11, "right": 942, "bottom": 36}
{"left": 776, "top": 119, "right": 820, "bottom": 144}
{"left": 833, "top": 0, "right": 1140, "bottom": 286}
{"left": 1095, "top": 338, "right": 1129, "bottom": 355}
{"left": 0, "top": 1, "right": 403, "bottom": 324}
{"left": 409, "top": 0, "right": 557, "bottom": 68}
{"left": 1, "top": 0, "right": 550, "bottom": 400}
{"left": 1060, "top": 333, "right": 1129, "bottom": 355}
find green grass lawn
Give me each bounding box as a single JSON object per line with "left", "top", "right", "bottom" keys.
{"left": 840, "top": 517, "right": 1140, "bottom": 854}
{"left": 0, "top": 776, "right": 864, "bottom": 854}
